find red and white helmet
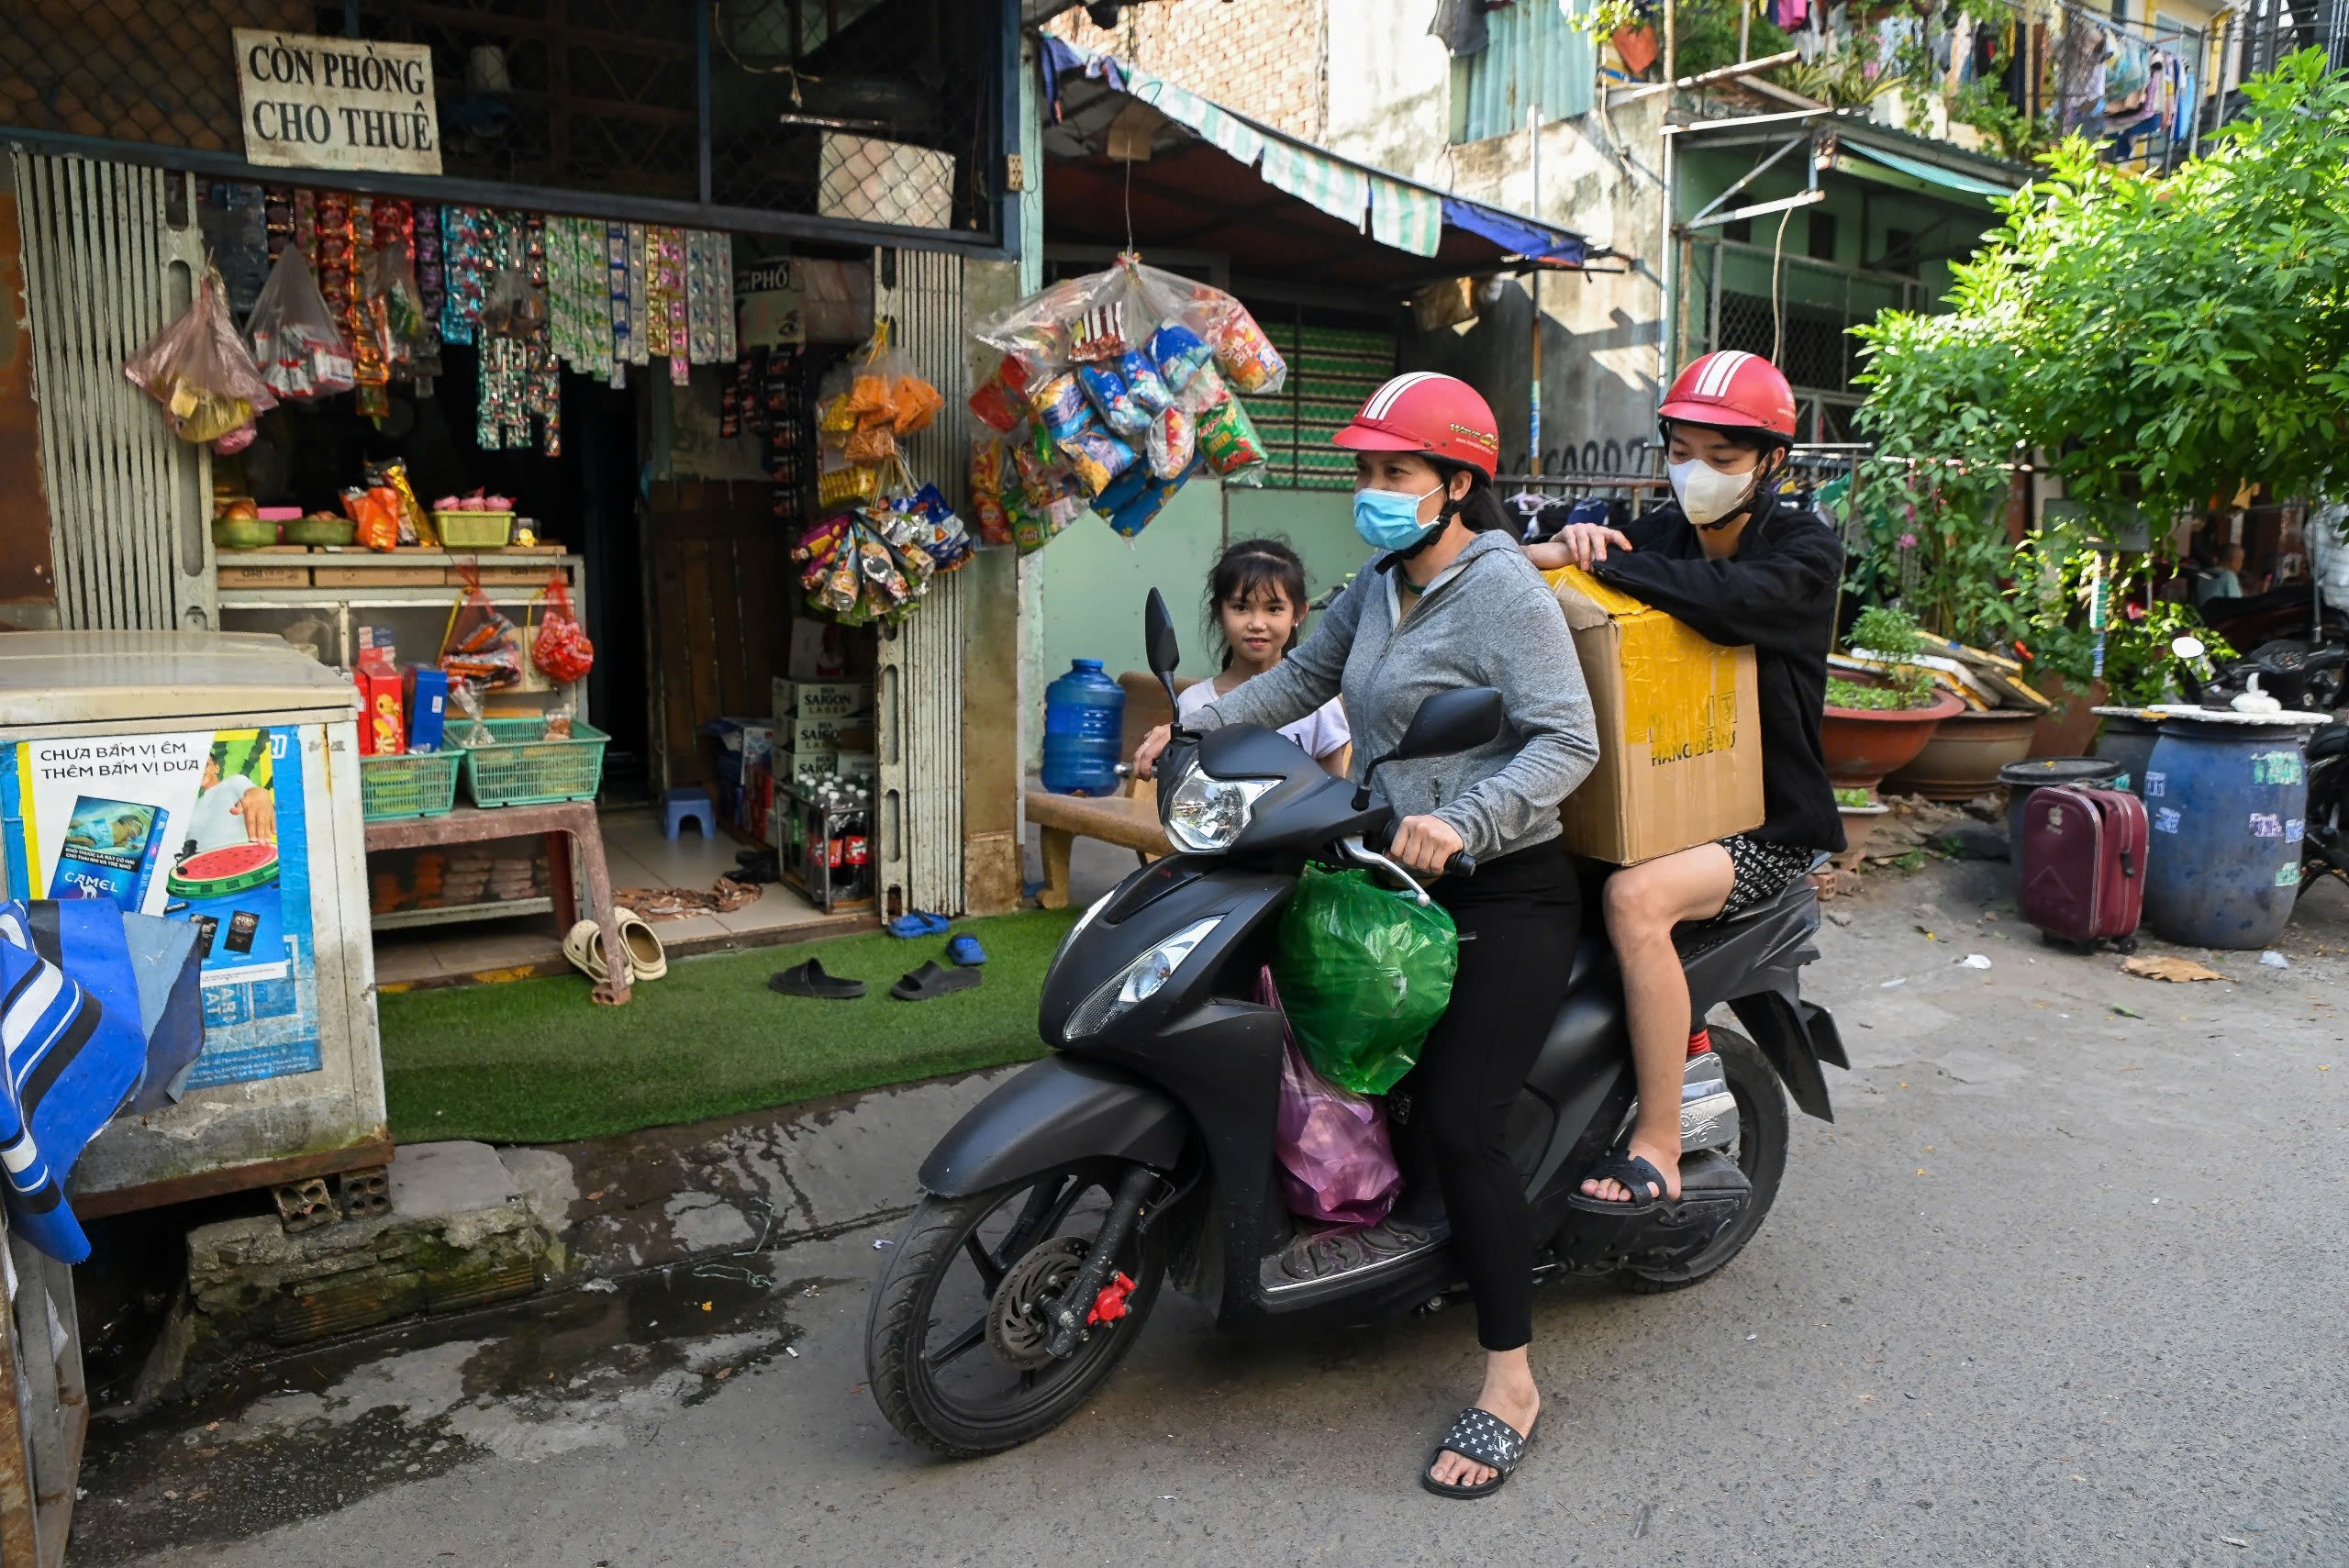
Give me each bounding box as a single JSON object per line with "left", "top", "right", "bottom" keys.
{"left": 1658, "top": 350, "right": 1798, "bottom": 444}
{"left": 1332, "top": 372, "right": 1501, "bottom": 480}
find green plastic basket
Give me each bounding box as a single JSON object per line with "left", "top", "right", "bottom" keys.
{"left": 360, "top": 750, "right": 462, "bottom": 821}
{"left": 434, "top": 510, "right": 514, "bottom": 549}
{"left": 458, "top": 718, "right": 609, "bottom": 808}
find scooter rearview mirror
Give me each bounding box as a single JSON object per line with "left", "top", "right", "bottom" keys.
{"left": 1144, "top": 588, "right": 1182, "bottom": 713}
{"left": 1352, "top": 688, "right": 1506, "bottom": 811}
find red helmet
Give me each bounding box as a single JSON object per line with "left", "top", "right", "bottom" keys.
{"left": 1658, "top": 350, "right": 1798, "bottom": 444}
{"left": 1332, "top": 373, "right": 1501, "bottom": 480}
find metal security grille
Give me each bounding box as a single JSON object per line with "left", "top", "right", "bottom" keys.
{"left": 874, "top": 247, "right": 967, "bottom": 916}
{"left": 0, "top": 0, "right": 1003, "bottom": 243}
{"left": 12, "top": 149, "right": 215, "bottom": 631}
{"left": 1684, "top": 236, "right": 1919, "bottom": 435}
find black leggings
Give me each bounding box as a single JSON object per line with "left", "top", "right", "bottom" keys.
{"left": 1407, "top": 839, "right": 1581, "bottom": 1353}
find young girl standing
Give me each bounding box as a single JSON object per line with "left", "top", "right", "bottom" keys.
{"left": 1175, "top": 539, "right": 1351, "bottom": 776}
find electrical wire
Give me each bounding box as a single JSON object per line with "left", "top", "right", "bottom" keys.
{"left": 1771, "top": 200, "right": 1795, "bottom": 364}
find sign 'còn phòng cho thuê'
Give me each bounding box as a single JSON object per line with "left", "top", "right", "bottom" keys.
{"left": 232, "top": 28, "right": 441, "bottom": 177}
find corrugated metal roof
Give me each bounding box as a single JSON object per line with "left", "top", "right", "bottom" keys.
{"left": 1455, "top": 0, "right": 1598, "bottom": 146}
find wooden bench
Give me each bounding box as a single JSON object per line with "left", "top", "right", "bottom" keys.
{"left": 1026, "top": 671, "right": 1193, "bottom": 910}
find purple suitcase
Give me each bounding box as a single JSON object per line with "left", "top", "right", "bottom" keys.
{"left": 2020, "top": 784, "right": 2148, "bottom": 952}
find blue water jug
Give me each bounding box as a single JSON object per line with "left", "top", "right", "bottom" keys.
{"left": 2141, "top": 715, "right": 2312, "bottom": 949}
{"left": 1041, "top": 659, "right": 1126, "bottom": 796}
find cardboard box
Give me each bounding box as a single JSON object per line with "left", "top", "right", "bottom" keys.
{"left": 352, "top": 668, "right": 405, "bottom": 757}
{"left": 834, "top": 750, "right": 876, "bottom": 786}
{"left": 1547, "top": 566, "right": 1764, "bottom": 865}
{"left": 738, "top": 722, "right": 776, "bottom": 773}
{"left": 771, "top": 677, "right": 873, "bottom": 721}
{"left": 787, "top": 714, "right": 874, "bottom": 754}
{"left": 775, "top": 750, "right": 838, "bottom": 787}
{"left": 405, "top": 665, "right": 449, "bottom": 753}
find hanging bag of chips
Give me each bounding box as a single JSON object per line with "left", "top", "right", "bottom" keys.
{"left": 124, "top": 271, "right": 278, "bottom": 444}
{"left": 246, "top": 248, "right": 354, "bottom": 399}
{"left": 439, "top": 564, "right": 524, "bottom": 689}
{"left": 530, "top": 572, "right": 596, "bottom": 684}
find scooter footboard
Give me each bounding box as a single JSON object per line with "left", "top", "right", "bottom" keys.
{"left": 918, "top": 1056, "right": 1191, "bottom": 1196}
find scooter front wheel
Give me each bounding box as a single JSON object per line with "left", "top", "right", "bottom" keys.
{"left": 864, "top": 1159, "right": 1167, "bottom": 1458}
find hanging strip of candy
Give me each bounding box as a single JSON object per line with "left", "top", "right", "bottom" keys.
{"left": 440, "top": 206, "right": 487, "bottom": 346}
{"left": 414, "top": 204, "right": 444, "bottom": 333}
{"left": 525, "top": 213, "right": 561, "bottom": 457}
{"left": 640, "top": 227, "right": 671, "bottom": 363}
{"left": 264, "top": 185, "right": 294, "bottom": 261}
{"left": 659, "top": 228, "right": 690, "bottom": 386}
{"left": 349, "top": 195, "right": 391, "bottom": 418}
{"left": 295, "top": 188, "right": 318, "bottom": 269}
{"left": 620, "top": 225, "right": 648, "bottom": 368}
{"left": 605, "top": 221, "right": 632, "bottom": 388}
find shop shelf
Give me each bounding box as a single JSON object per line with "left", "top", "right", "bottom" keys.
{"left": 359, "top": 750, "right": 462, "bottom": 821}
{"left": 457, "top": 717, "right": 610, "bottom": 808}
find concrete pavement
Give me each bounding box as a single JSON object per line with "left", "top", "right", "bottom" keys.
{"left": 72, "top": 863, "right": 2349, "bottom": 1567}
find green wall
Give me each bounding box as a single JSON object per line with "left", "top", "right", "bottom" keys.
{"left": 1036, "top": 483, "right": 1362, "bottom": 690}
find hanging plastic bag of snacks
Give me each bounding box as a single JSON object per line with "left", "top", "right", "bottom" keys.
{"left": 363, "top": 248, "right": 434, "bottom": 376}
{"left": 125, "top": 271, "right": 278, "bottom": 444}
{"left": 531, "top": 572, "right": 596, "bottom": 684}
{"left": 439, "top": 564, "right": 525, "bottom": 688}
{"left": 447, "top": 677, "right": 496, "bottom": 748}
{"left": 247, "top": 248, "right": 354, "bottom": 399}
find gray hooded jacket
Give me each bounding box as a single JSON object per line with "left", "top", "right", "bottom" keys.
{"left": 1191, "top": 529, "right": 1598, "bottom": 862}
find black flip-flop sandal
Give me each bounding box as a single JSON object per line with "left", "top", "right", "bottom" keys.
{"left": 1564, "top": 1152, "right": 1676, "bottom": 1217}
{"left": 1421, "top": 1407, "right": 1537, "bottom": 1500}
{"left": 890, "top": 960, "right": 981, "bottom": 1002}
{"left": 768, "top": 959, "right": 865, "bottom": 1000}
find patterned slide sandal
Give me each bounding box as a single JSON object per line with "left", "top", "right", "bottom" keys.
{"left": 1422, "top": 1407, "right": 1537, "bottom": 1500}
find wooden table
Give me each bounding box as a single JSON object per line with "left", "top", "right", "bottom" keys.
{"left": 364, "top": 801, "right": 630, "bottom": 1005}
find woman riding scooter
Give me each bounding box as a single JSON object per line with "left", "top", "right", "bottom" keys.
{"left": 1531, "top": 350, "right": 1845, "bottom": 1211}
{"left": 1136, "top": 372, "right": 1598, "bottom": 1499}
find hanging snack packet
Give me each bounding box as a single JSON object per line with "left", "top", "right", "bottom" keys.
{"left": 1101, "top": 456, "right": 1202, "bottom": 540}
{"left": 1028, "top": 372, "right": 1092, "bottom": 441}
{"left": 478, "top": 264, "right": 547, "bottom": 339}
{"left": 1203, "top": 300, "right": 1287, "bottom": 395}
{"left": 1058, "top": 426, "right": 1136, "bottom": 496}
{"left": 1118, "top": 350, "right": 1172, "bottom": 416}
{"left": 967, "top": 357, "right": 1032, "bottom": 433}
{"left": 890, "top": 373, "right": 943, "bottom": 436}
{"left": 1175, "top": 362, "right": 1231, "bottom": 415}
{"left": 341, "top": 486, "right": 402, "bottom": 552}
{"left": 1065, "top": 298, "right": 1128, "bottom": 362}
{"left": 843, "top": 422, "right": 898, "bottom": 463}
{"left": 366, "top": 459, "right": 435, "bottom": 546}
{"left": 1198, "top": 395, "right": 1269, "bottom": 483}
{"left": 1005, "top": 488, "right": 1051, "bottom": 554}
{"left": 1075, "top": 362, "right": 1149, "bottom": 439}
{"left": 1147, "top": 321, "right": 1213, "bottom": 390}
{"left": 969, "top": 438, "right": 1013, "bottom": 548}
{"left": 1146, "top": 404, "right": 1197, "bottom": 481}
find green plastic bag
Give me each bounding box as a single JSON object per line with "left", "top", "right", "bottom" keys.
{"left": 1270, "top": 865, "right": 1460, "bottom": 1095}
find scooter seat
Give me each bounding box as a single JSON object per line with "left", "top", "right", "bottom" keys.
{"left": 2313, "top": 724, "right": 2348, "bottom": 762}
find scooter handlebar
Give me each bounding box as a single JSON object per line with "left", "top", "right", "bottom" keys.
{"left": 1366, "top": 818, "right": 1476, "bottom": 879}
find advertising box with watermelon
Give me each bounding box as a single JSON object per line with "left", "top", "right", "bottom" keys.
{"left": 0, "top": 725, "right": 323, "bottom": 1089}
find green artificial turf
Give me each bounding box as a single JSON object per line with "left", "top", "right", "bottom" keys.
{"left": 381, "top": 908, "right": 1078, "bottom": 1145}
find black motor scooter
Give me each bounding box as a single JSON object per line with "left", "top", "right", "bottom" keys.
{"left": 866, "top": 592, "right": 1848, "bottom": 1457}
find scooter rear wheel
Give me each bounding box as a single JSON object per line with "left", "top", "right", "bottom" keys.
{"left": 864, "top": 1158, "right": 1167, "bottom": 1458}
{"left": 1616, "top": 1028, "right": 1789, "bottom": 1294}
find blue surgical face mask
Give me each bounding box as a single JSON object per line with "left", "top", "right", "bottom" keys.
{"left": 1353, "top": 482, "right": 1446, "bottom": 550}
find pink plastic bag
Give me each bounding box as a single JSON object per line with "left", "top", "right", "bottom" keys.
{"left": 1261, "top": 969, "right": 1402, "bottom": 1227}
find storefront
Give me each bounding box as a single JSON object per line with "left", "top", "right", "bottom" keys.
{"left": 0, "top": 3, "right": 1027, "bottom": 969}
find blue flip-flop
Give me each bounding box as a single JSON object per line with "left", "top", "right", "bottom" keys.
{"left": 886, "top": 911, "right": 951, "bottom": 940}
{"left": 947, "top": 934, "right": 986, "bottom": 967}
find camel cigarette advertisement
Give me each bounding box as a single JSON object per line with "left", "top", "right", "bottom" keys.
{"left": 0, "top": 727, "right": 321, "bottom": 1088}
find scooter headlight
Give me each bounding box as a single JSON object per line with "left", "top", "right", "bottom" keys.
{"left": 1064, "top": 916, "right": 1222, "bottom": 1039}
{"left": 1163, "top": 771, "right": 1277, "bottom": 852}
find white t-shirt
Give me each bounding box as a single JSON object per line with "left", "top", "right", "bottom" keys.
{"left": 1178, "top": 677, "right": 1350, "bottom": 762}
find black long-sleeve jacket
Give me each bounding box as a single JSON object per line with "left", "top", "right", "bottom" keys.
{"left": 1591, "top": 487, "right": 1847, "bottom": 853}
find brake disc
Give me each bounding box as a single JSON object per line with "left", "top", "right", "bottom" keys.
{"left": 985, "top": 1235, "right": 1087, "bottom": 1370}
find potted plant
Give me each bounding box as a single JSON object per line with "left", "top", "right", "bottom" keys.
{"left": 1834, "top": 784, "right": 1892, "bottom": 862}
{"left": 1820, "top": 606, "right": 1965, "bottom": 794}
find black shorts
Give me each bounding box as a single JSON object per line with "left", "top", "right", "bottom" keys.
{"left": 1717, "top": 833, "right": 1820, "bottom": 917}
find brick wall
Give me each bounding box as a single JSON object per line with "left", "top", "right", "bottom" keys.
{"left": 1049, "top": 0, "right": 1327, "bottom": 142}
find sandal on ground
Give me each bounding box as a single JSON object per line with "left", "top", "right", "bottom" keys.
{"left": 615, "top": 908, "right": 666, "bottom": 981}
{"left": 1422, "top": 1407, "right": 1538, "bottom": 1501}
{"left": 1565, "top": 1152, "right": 1675, "bottom": 1215}
{"left": 886, "top": 911, "right": 951, "bottom": 940}
{"left": 947, "top": 934, "right": 987, "bottom": 967}
{"left": 890, "top": 960, "right": 981, "bottom": 1002}
{"left": 562, "top": 918, "right": 608, "bottom": 982}
{"left": 768, "top": 959, "right": 865, "bottom": 1000}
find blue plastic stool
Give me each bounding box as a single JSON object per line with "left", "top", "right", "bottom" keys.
{"left": 663, "top": 786, "right": 714, "bottom": 841}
